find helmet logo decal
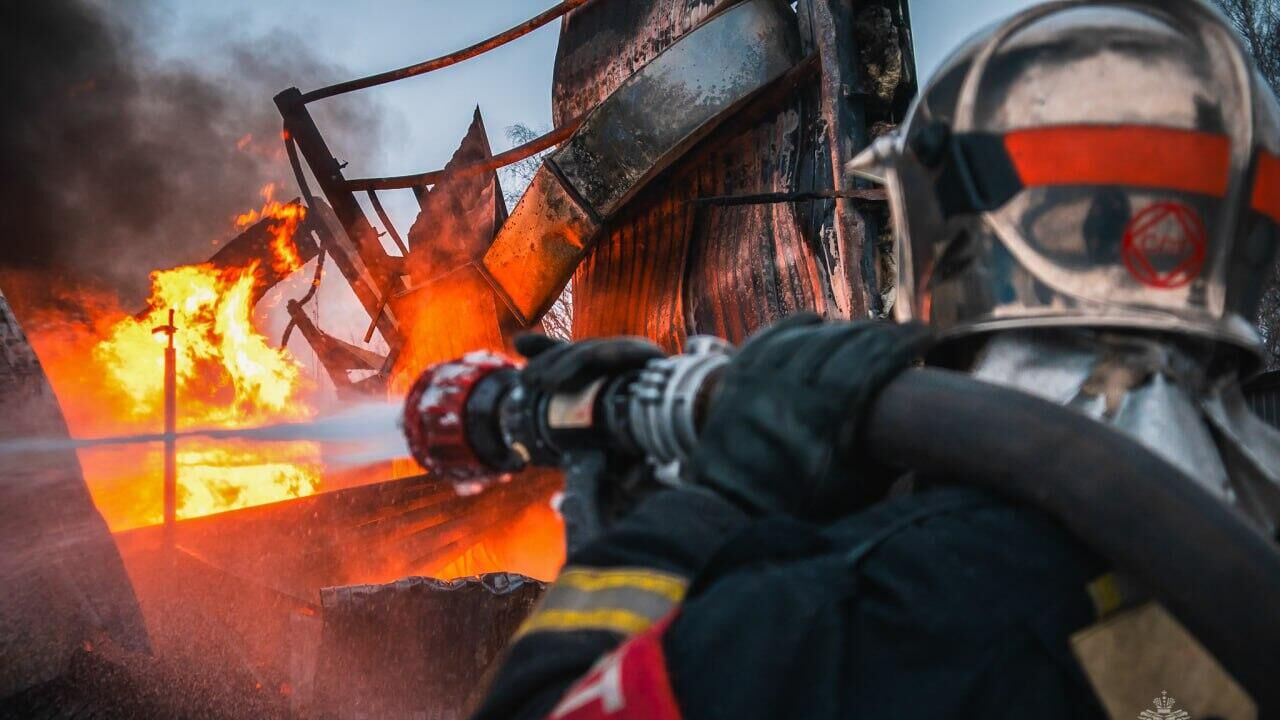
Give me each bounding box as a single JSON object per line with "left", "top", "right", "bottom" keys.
{"left": 1121, "top": 202, "right": 1207, "bottom": 290}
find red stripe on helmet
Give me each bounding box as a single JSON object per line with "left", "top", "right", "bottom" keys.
{"left": 1003, "top": 126, "right": 1232, "bottom": 198}
{"left": 1252, "top": 151, "right": 1280, "bottom": 224}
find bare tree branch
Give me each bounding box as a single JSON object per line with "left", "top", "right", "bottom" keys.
{"left": 541, "top": 282, "right": 574, "bottom": 341}
{"left": 498, "top": 123, "right": 551, "bottom": 210}
{"left": 1217, "top": 0, "right": 1280, "bottom": 84}
{"left": 498, "top": 123, "right": 574, "bottom": 339}
{"left": 1213, "top": 0, "right": 1280, "bottom": 368}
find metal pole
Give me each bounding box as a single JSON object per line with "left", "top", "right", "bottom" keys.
{"left": 152, "top": 309, "right": 178, "bottom": 549}
{"left": 295, "top": 0, "right": 591, "bottom": 103}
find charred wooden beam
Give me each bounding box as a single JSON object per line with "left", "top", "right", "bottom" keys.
{"left": 207, "top": 198, "right": 321, "bottom": 303}
{"left": 285, "top": 299, "right": 388, "bottom": 397}
{"left": 805, "top": 0, "right": 872, "bottom": 318}
{"left": 274, "top": 90, "right": 403, "bottom": 350}
{"left": 113, "top": 470, "right": 563, "bottom": 601}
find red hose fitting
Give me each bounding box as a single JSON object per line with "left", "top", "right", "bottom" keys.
{"left": 402, "top": 352, "right": 517, "bottom": 480}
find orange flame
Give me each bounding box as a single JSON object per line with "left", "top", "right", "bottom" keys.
{"left": 234, "top": 183, "right": 307, "bottom": 277}
{"left": 96, "top": 262, "right": 309, "bottom": 427}
{"left": 18, "top": 186, "right": 323, "bottom": 530}
{"left": 84, "top": 256, "right": 321, "bottom": 527}
{"left": 13, "top": 177, "right": 567, "bottom": 581}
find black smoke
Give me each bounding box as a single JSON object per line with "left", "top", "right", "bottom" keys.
{"left": 0, "top": 1, "right": 393, "bottom": 306}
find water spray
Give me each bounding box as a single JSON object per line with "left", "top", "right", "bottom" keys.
{"left": 0, "top": 402, "right": 410, "bottom": 472}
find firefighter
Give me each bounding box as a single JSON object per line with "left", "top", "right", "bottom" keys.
{"left": 471, "top": 1, "right": 1280, "bottom": 717}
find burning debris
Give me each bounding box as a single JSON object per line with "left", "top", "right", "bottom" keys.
{"left": 0, "top": 0, "right": 399, "bottom": 531}
{"left": 20, "top": 190, "right": 325, "bottom": 530}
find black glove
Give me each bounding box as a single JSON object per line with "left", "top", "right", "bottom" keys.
{"left": 515, "top": 334, "right": 666, "bottom": 551}
{"left": 690, "top": 314, "right": 932, "bottom": 522}
{"left": 515, "top": 334, "right": 665, "bottom": 394}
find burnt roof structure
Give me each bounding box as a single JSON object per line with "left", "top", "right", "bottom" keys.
{"left": 271, "top": 0, "right": 915, "bottom": 392}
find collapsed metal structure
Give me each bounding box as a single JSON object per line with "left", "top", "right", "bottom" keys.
{"left": 271, "top": 0, "right": 916, "bottom": 397}
{"left": 270, "top": 3, "right": 588, "bottom": 396}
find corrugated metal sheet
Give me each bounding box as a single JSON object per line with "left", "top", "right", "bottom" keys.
{"left": 557, "top": 0, "right": 912, "bottom": 349}
{"left": 1246, "top": 371, "right": 1280, "bottom": 429}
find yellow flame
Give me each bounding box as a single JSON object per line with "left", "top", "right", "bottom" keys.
{"left": 92, "top": 263, "right": 307, "bottom": 427}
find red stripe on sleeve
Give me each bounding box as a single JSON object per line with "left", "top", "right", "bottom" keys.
{"left": 549, "top": 614, "right": 683, "bottom": 720}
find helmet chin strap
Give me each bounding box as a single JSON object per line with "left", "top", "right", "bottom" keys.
{"left": 971, "top": 329, "right": 1280, "bottom": 535}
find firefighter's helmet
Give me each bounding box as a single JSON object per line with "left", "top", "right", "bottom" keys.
{"left": 850, "top": 0, "right": 1280, "bottom": 362}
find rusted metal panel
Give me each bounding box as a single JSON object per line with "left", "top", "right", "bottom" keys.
{"left": 208, "top": 199, "right": 321, "bottom": 307}
{"left": 0, "top": 289, "right": 148, "bottom": 698}
{"left": 566, "top": 0, "right": 915, "bottom": 347}
{"left": 568, "top": 59, "right": 840, "bottom": 346}
{"left": 483, "top": 0, "right": 803, "bottom": 326}
{"left": 552, "top": 0, "right": 725, "bottom": 127}
{"left": 388, "top": 264, "right": 514, "bottom": 396}
{"left": 685, "top": 110, "right": 837, "bottom": 339}
{"left": 572, "top": 171, "right": 698, "bottom": 351}
{"left": 404, "top": 108, "right": 507, "bottom": 284}
{"left": 381, "top": 110, "right": 523, "bottom": 392}
{"left": 572, "top": 96, "right": 835, "bottom": 348}
{"left": 312, "top": 574, "right": 544, "bottom": 720}
{"left": 550, "top": 0, "right": 802, "bottom": 219}
{"left": 482, "top": 167, "right": 601, "bottom": 326}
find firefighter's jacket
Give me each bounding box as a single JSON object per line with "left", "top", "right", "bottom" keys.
{"left": 471, "top": 485, "right": 1110, "bottom": 719}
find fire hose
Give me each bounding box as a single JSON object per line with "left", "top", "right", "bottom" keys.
{"left": 401, "top": 341, "right": 1280, "bottom": 707}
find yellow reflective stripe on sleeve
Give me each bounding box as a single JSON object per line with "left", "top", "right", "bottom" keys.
{"left": 514, "top": 566, "right": 689, "bottom": 640}
{"left": 516, "top": 608, "right": 655, "bottom": 639}
{"left": 555, "top": 568, "right": 688, "bottom": 603}
{"left": 1087, "top": 573, "right": 1124, "bottom": 618}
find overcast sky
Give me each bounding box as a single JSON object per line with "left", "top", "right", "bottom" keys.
{"left": 159, "top": 0, "right": 1041, "bottom": 186}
